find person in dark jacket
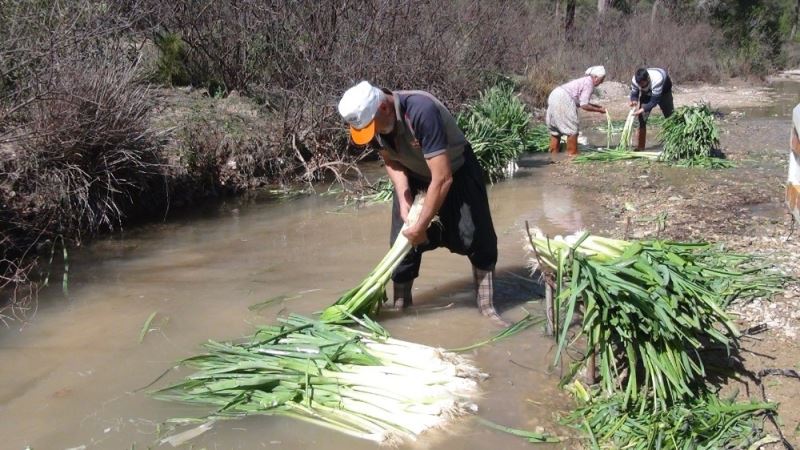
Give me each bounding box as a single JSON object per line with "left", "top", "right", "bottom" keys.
{"left": 338, "top": 81, "right": 507, "bottom": 325}
{"left": 629, "top": 67, "right": 674, "bottom": 150}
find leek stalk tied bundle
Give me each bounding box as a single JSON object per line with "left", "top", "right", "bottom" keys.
{"left": 617, "top": 109, "right": 636, "bottom": 152}
{"left": 525, "top": 228, "right": 787, "bottom": 411}
{"left": 574, "top": 110, "right": 654, "bottom": 163}
{"left": 320, "top": 194, "right": 426, "bottom": 324}
{"left": 154, "top": 314, "right": 484, "bottom": 446}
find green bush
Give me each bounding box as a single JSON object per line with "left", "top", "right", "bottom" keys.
{"left": 153, "top": 31, "right": 190, "bottom": 86}
{"left": 457, "top": 84, "right": 538, "bottom": 181}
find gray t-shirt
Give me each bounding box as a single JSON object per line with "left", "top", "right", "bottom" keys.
{"left": 376, "top": 90, "right": 466, "bottom": 179}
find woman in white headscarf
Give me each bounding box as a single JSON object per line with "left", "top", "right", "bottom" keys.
{"left": 545, "top": 66, "right": 607, "bottom": 157}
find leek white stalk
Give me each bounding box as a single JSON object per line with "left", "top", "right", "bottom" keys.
{"left": 320, "top": 194, "right": 427, "bottom": 323}
{"left": 155, "top": 314, "right": 483, "bottom": 446}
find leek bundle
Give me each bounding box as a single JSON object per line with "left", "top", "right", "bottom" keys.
{"left": 320, "top": 194, "right": 425, "bottom": 323}
{"left": 154, "top": 315, "right": 483, "bottom": 446}
{"left": 525, "top": 123, "right": 551, "bottom": 153}
{"left": 525, "top": 229, "right": 786, "bottom": 411}
{"left": 457, "top": 84, "right": 535, "bottom": 180}
{"left": 573, "top": 110, "right": 645, "bottom": 164}
{"left": 659, "top": 104, "right": 719, "bottom": 161}
{"left": 573, "top": 149, "right": 659, "bottom": 163}
{"left": 617, "top": 109, "right": 637, "bottom": 152}
{"left": 595, "top": 114, "right": 665, "bottom": 135}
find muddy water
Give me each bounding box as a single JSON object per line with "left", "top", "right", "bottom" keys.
{"left": 0, "top": 154, "right": 607, "bottom": 449}
{"left": 723, "top": 79, "right": 800, "bottom": 118}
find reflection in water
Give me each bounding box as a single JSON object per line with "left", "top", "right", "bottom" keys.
{"left": 540, "top": 186, "right": 585, "bottom": 232}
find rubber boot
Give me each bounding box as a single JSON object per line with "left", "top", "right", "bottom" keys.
{"left": 549, "top": 135, "right": 561, "bottom": 163}
{"left": 389, "top": 280, "right": 413, "bottom": 310}
{"left": 473, "top": 267, "right": 510, "bottom": 327}
{"left": 549, "top": 135, "right": 561, "bottom": 154}
{"left": 636, "top": 126, "right": 646, "bottom": 151}
{"left": 566, "top": 134, "right": 579, "bottom": 156}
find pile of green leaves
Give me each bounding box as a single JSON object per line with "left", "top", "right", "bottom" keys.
{"left": 526, "top": 229, "right": 788, "bottom": 448}
{"left": 525, "top": 123, "right": 551, "bottom": 153}
{"left": 564, "top": 383, "right": 778, "bottom": 450}
{"left": 527, "top": 231, "right": 788, "bottom": 409}
{"left": 457, "top": 84, "right": 539, "bottom": 180}
{"left": 153, "top": 314, "right": 482, "bottom": 445}
{"left": 659, "top": 104, "right": 720, "bottom": 161}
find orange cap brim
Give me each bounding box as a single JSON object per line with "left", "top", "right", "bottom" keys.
{"left": 350, "top": 120, "right": 376, "bottom": 146}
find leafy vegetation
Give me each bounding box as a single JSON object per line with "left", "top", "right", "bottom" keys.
{"left": 154, "top": 314, "right": 483, "bottom": 445}
{"left": 659, "top": 104, "right": 720, "bottom": 161}
{"left": 457, "top": 84, "right": 544, "bottom": 181}
{"left": 526, "top": 228, "right": 788, "bottom": 448}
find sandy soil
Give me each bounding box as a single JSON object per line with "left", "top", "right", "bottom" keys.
{"left": 545, "top": 79, "right": 800, "bottom": 447}
{"left": 596, "top": 80, "right": 777, "bottom": 116}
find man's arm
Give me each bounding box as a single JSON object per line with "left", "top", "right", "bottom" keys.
{"left": 637, "top": 94, "right": 660, "bottom": 115}
{"left": 630, "top": 82, "right": 640, "bottom": 103}
{"left": 380, "top": 150, "right": 413, "bottom": 222}
{"left": 402, "top": 153, "right": 452, "bottom": 246}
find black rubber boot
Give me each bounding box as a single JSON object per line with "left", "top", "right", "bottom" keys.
{"left": 388, "top": 280, "right": 413, "bottom": 310}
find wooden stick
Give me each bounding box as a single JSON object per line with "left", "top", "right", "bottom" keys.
{"left": 588, "top": 350, "right": 597, "bottom": 385}
{"left": 545, "top": 282, "right": 554, "bottom": 336}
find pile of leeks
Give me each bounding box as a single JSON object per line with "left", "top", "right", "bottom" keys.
{"left": 525, "top": 228, "right": 786, "bottom": 447}
{"left": 154, "top": 314, "right": 483, "bottom": 446}
{"left": 574, "top": 110, "right": 660, "bottom": 163}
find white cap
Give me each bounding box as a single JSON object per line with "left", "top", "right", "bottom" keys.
{"left": 338, "top": 80, "right": 383, "bottom": 127}
{"left": 585, "top": 65, "right": 606, "bottom": 78}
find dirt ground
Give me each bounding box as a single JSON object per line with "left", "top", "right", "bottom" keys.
{"left": 597, "top": 79, "right": 778, "bottom": 116}
{"left": 546, "top": 81, "right": 800, "bottom": 447}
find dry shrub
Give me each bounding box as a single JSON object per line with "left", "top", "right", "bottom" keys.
{"left": 135, "top": 0, "right": 526, "bottom": 182}
{"left": 11, "top": 65, "right": 161, "bottom": 236}
{"left": 0, "top": 62, "right": 161, "bottom": 318}
{"left": 521, "top": 57, "right": 570, "bottom": 109}
{"left": 518, "top": 7, "right": 725, "bottom": 108}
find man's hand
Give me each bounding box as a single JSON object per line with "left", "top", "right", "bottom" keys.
{"left": 629, "top": 100, "right": 637, "bottom": 107}
{"left": 632, "top": 107, "right": 644, "bottom": 116}
{"left": 402, "top": 223, "right": 428, "bottom": 246}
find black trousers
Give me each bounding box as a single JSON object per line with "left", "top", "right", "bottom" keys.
{"left": 390, "top": 146, "right": 498, "bottom": 283}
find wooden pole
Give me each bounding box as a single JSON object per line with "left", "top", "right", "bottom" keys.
{"left": 545, "top": 282, "right": 554, "bottom": 336}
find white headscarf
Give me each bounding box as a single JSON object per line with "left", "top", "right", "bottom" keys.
{"left": 585, "top": 65, "right": 606, "bottom": 78}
